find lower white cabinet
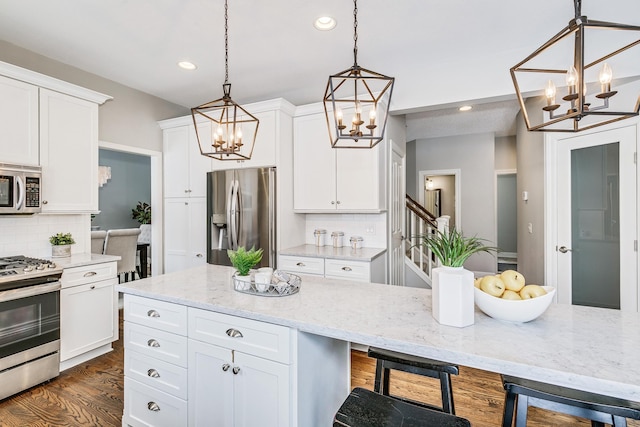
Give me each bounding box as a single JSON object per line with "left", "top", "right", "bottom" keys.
{"left": 164, "top": 197, "right": 207, "bottom": 273}
{"left": 279, "top": 254, "right": 385, "bottom": 283}
{"left": 60, "top": 261, "right": 118, "bottom": 371}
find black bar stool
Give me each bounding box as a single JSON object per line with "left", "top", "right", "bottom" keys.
{"left": 368, "top": 347, "right": 459, "bottom": 414}
{"left": 334, "top": 387, "right": 471, "bottom": 427}
{"left": 502, "top": 375, "right": 640, "bottom": 427}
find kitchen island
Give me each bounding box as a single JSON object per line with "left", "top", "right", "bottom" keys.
{"left": 116, "top": 264, "right": 640, "bottom": 425}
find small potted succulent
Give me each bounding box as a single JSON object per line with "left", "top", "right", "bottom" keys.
{"left": 227, "top": 246, "right": 263, "bottom": 290}
{"left": 49, "top": 232, "right": 76, "bottom": 258}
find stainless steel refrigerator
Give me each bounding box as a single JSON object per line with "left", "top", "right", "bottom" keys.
{"left": 206, "top": 167, "right": 276, "bottom": 269}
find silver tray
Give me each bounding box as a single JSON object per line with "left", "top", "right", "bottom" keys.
{"left": 232, "top": 271, "right": 301, "bottom": 297}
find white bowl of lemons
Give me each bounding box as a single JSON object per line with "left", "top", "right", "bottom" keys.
{"left": 474, "top": 270, "right": 556, "bottom": 323}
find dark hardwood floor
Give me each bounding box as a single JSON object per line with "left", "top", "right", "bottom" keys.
{"left": 0, "top": 310, "right": 637, "bottom": 426}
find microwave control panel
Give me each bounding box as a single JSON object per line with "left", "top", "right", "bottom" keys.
{"left": 25, "top": 177, "right": 40, "bottom": 208}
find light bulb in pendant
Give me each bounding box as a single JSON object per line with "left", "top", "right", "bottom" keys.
{"left": 599, "top": 62, "right": 613, "bottom": 93}
{"left": 545, "top": 80, "right": 557, "bottom": 105}
{"left": 566, "top": 66, "right": 578, "bottom": 93}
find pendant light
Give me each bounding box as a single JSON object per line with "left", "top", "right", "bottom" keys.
{"left": 511, "top": 0, "right": 640, "bottom": 133}
{"left": 191, "top": 0, "right": 259, "bottom": 160}
{"left": 323, "top": 0, "right": 395, "bottom": 148}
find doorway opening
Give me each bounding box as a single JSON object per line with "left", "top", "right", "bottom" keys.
{"left": 418, "top": 169, "right": 460, "bottom": 230}
{"left": 496, "top": 171, "right": 517, "bottom": 272}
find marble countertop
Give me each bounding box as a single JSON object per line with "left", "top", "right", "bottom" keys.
{"left": 279, "top": 244, "right": 386, "bottom": 262}
{"left": 116, "top": 264, "right": 640, "bottom": 402}
{"left": 51, "top": 253, "right": 120, "bottom": 269}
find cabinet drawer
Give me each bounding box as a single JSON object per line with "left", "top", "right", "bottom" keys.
{"left": 124, "top": 294, "right": 187, "bottom": 335}
{"left": 125, "top": 322, "right": 188, "bottom": 367}
{"left": 61, "top": 262, "right": 117, "bottom": 288}
{"left": 325, "top": 259, "right": 371, "bottom": 282}
{"left": 188, "top": 308, "right": 291, "bottom": 364}
{"left": 124, "top": 377, "right": 187, "bottom": 427}
{"left": 278, "top": 255, "right": 324, "bottom": 276}
{"left": 125, "top": 349, "right": 188, "bottom": 400}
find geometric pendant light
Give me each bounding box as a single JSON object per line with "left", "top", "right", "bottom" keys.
{"left": 511, "top": 0, "right": 640, "bottom": 132}
{"left": 323, "top": 0, "right": 395, "bottom": 148}
{"left": 191, "top": 0, "right": 259, "bottom": 160}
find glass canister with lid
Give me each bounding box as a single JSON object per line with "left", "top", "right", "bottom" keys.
{"left": 349, "top": 236, "right": 364, "bottom": 250}
{"left": 331, "top": 231, "right": 345, "bottom": 248}
{"left": 313, "top": 229, "right": 327, "bottom": 247}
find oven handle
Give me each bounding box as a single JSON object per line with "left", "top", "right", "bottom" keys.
{"left": 0, "top": 281, "right": 61, "bottom": 303}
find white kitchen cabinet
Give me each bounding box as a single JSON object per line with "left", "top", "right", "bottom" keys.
{"left": 163, "top": 124, "right": 212, "bottom": 198}
{"left": 279, "top": 254, "right": 385, "bottom": 283}
{"left": 164, "top": 197, "right": 207, "bottom": 273}
{"left": 60, "top": 261, "right": 118, "bottom": 371}
{"left": 293, "top": 109, "right": 386, "bottom": 212}
{"left": 0, "top": 75, "right": 39, "bottom": 165}
{"left": 39, "top": 88, "right": 99, "bottom": 212}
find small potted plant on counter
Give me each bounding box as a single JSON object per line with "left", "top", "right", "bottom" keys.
{"left": 131, "top": 201, "right": 151, "bottom": 244}
{"left": 49, "top": 232, "right": 76, "bottom": 258}
{"left": 228, "top": 246, "right": 263, "bottom": 290}
{"left": 420, "top": 228, "right": 497, "bottom": 328}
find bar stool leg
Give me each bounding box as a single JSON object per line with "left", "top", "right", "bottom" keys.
{"left": 502, "top": 391, "right": 516, "bottom": 427}
{"left": 515, "top": 395, "right": 529, "bottom": 427}
{"left": 611, "top": 415, "right": 628, "bottom": 427}
{"left": 439, "top": 371, "right": 455, "bottom": 414}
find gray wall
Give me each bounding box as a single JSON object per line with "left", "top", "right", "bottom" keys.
{"left": 93, "top": 150, "right": 151, "bottom": 231}
{"left": 405, "top": 139, "right": 417, "bottom": 199}
{"left": 495, "top": 136, "right": 517, "bottom": 170}
{"left": 411, "top": 133, "right": 497, "bottom": 272}
{"left": 0, "top": 40, "right": 188, "bottom": 151}
{"left": 497, "top": 174, "right": 517, "bottom": 253}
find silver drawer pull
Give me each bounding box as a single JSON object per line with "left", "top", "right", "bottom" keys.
{"left": 147, "top": 310, "right": 160, "bottom": 318}
{"left": 90, "top": 285, "right": 95, "bottom": 290}
{"left": 222, "top": 363, "right": 230, "bottom": 372}
{"left": 147, "top": 402, "right": 160, "bottom": 412}
{"left": 341, "top": 266, "right": 352, "bottom": 272}
{"left": 83, "top": 271, "right": 97, "bottom": 277}
{"left": 226, "top": 328, "right": 243, "bottom": 338}
{"left": 232, "top": 366, "right": 241, "bottom": 375}
{"left": 296, "top": 262, "right": 305, "bottom": 267}
{"left": 147, "top": 369, "right": 160, "bottom": 378}
{"left": 147, "top": 339, "right": 160, "bottom": 348}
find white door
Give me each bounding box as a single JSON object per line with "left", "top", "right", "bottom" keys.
{"left": 389, "top": 143, "right": 406, "bottom": 286}
{"left": 556, "top": 126, "right": 637, "bottom": 311}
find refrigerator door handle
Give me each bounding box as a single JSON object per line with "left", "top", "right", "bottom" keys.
{"left": 226, "top": 179, "right": 235, "bottom": 250}
{"left": 229, "top": 179, "right": 240, "bottom": 250}
{"left": 235, "top": 179, "right": 242, "bottom": 249}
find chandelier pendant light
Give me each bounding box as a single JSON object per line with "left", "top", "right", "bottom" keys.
{"left": 323, "top": 0, "right": 395, "bottom": 148}
{"left": 511, "top": 0, "right": 640, "bottom": 132}
{"left": 191, "top": 0, "right": 259, "bottom": 160}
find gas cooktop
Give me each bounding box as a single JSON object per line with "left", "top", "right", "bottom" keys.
{"left": 0, "top": 255, "right": 63, "bottom": 287}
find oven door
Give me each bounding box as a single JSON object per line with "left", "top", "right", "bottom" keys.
{"left": 0, "top": 281, "right": 60, "bottom": 360}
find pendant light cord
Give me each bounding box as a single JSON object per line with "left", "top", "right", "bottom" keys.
{"left": 574, "top": 0, "right": 581, "bottom": 19}
{"left": 353, "top": 0, "right": 358, "bottom": 67}
{"left": 224, "top": 0, "right": 229, "bottom": 84}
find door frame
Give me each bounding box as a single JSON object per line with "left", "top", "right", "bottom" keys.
{"left": 99, "top": 140, "right": 164, "bottom": 276}
{"left": 417, "top": 169, "right": 461, "bottom": 230}
{"left": 544, "top": 122, "right": 639, "bottom": 310}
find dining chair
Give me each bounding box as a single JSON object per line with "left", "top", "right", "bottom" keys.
{"left": 90, "top": 230, "right": 107, "bottom": 254}
{"left": 104, "top": 228, "right": 142, "bottom": 283}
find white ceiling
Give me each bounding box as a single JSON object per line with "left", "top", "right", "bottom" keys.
{"left": 1, "top": 0, "right": 638, "bottom": 136}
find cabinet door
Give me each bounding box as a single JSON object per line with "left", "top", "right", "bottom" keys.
{"left": 293, "top": 113, "right": 336, "bottom": 211}
{"left": 188, "top": 339, "right": 234, "bottom": 427}
{"left": 0, "top": 75, "right": 39, "bottom": 165}
{"left": 164, "top": 199, "right": 190, "bottom": 273}
{"left": 336, "top": 142, "right": 384, "bottom": 211}
{"left": 187, "top": 123, "right": 212, "bottom": 197}
{"left": 233, "top": 351, "right": 290, "bottom": 427}
{"left": 40, "top": 88, "right": 98, "bottom": 212}
{"left": 164, "top": 126, "right": 190, "bottom": 198}
{"left": 60, "top": 278, "right": 118, "bottom": 361}
{"left": 188, "top": 197, "right": 207, "bottom": 267}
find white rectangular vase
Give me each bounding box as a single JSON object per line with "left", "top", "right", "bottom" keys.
{"left": 432, "top": 266, "right": 475, "bottom": 327}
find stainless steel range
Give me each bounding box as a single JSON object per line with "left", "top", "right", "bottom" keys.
{"left": 0, "top": 255, "right": 63, "bottom": 400}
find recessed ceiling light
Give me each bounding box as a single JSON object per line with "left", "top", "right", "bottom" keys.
{"left": 459, "top": 105, "right": 473, "bottom": 112}
{"left": 178, "top": 61, "right": 197, "bottom": 70}
{"left": 314, "top": 16, "right": 337, "bottom": 31}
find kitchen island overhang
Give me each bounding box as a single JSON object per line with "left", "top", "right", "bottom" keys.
{"left": 116, "top": 263, "right": 640, "bottom": 403}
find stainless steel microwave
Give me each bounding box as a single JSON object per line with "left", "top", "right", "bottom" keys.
{"left": 0, "top": 163, "right": 42, "bottom": 214}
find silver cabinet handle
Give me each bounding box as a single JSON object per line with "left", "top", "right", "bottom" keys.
{"left": 222, "top": 363, "right": 230, "bottom": 372}
{"left": 232, "top": 366, "right": 241, "bottom": 375}
{"left": 42, "top": 200, "right": 48, "bottom": 205}
{"left": 336, "top": 201, "right": 341, "bottom": 205}
{"left": 342, "top": 266, "right": 352, "bottom": 271}
{"left": 147, "top": 402, "right": 160, "bottom": 412}
{"left": 296, "top": 262, "right": 305, "bottom": 267}
{"left": 83, "top": 271, "right": 97, "bottom": 277}
{"left": 331, "top": 201, "right": 335, "bottom": 205}
{"left": 90, "top": 285, "right": 95, "bottom": 290}
{"left": 196, "top": 253, "right": 203, "bottom": 258}
{"left": 226, "top": 328, "right": 243, "bottom": 338}
{"left": 147, "top": 310, "right": 160, "bottom": 318}
{"left": 558, "top": 246, "right": 572, "bottom": 253}
{"left": 147, "top": 339, "right": 160, "bottom": 348}
{"left": 147, "top": 369, "right": 160, "bottom": 378}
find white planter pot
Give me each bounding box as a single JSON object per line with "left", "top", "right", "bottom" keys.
{"left": 431, "top": 266, "right": 475, "bottom": 327}
{"left": 51, "top": 244, "right": 72, "bottom": 258}
{"left": 138, "top": 224, "right": 151, "bottom": 244}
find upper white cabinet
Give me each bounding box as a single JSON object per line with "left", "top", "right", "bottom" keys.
{"left": 0, "top": 75, "right": 39, "bottom": 165}
{"left": 163, "top": 125, "right": 212, "bottom": 198}
{"left": 293, "top": 107, "right": 386, "bottom": 212}
{"left": 40, "top": 88, "right": 99, "bottom": 212}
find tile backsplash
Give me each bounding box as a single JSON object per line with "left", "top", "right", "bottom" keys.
{"left": 0, "top": 214, "right": 91, "bottom": 258}
{"left": 304, "top": 213, "right": 387, "bottom": 248}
